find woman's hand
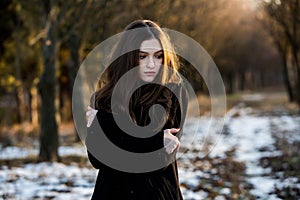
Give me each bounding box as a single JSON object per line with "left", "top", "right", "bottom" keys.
{"left": 86, "top": 106, "right": 98, "bottom": 127}
{"left": 163, "top": 128, "right": 180, "bottom": 154}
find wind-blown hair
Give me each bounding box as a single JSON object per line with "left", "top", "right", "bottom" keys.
{"left": 94, "top": 20, "right": 181, "bottom": 124}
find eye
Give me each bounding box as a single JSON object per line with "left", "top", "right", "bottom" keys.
{"left": 139, "top": 53, "right": 147, "bottom": 60}
{"left": 155, "top": 53, "right": 163, "bottom": 59}
{"left": 155, "top": 55, "right": 163, "bottom": 59}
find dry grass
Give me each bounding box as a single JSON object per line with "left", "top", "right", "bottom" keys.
{"left": 187, "top": 89, "right": 298, "bottom": 117}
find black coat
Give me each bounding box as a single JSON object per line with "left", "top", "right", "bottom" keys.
{"left": 86, "top": 83, "right": 188, "bottom": 200}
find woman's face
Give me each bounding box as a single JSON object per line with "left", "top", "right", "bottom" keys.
{"left": 138, "top": 38, "right": 163, "bottom": 82}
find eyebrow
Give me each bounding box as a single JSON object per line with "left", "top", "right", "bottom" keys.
{"left": 139, "top": 50, "right": 163, "bottom": 54}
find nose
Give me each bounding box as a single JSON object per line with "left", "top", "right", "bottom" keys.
{"left": 147, "top": 56, "right": 155, "bottom": 69}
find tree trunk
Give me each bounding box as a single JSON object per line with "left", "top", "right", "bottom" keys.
{"left": 286, "top": 0, "right": 299, "bottom": 109}
{"left": 68, "top": 33, "right": 84, "bottom": 142}
{"left": 28, "top": 89, "right": 32, "bottom": 123}
{"left": 281, "top": 52, "right": 294, "bottom": 102}
{"left": 296, "top": 65, "right": 300, "bottom": 111}
{"left": 14, "top": 90, "right": 21, "bottom": 123}
{"left": 227, "top": 72, "right": 234, "bottom": 94}
{"left": 291, "top": 42, "right": 300, "bottom": 110}
{"left": 38, "top": 1, "right": 59, "bottom": 162}
{"left": 260, "top": 70, "right": 265, "bottom": 88}
{"left": 14, "top": 18, "right": 25, "bottom": 124}
{"left": 239, "top": 71, "right": 245, "bottom": 91}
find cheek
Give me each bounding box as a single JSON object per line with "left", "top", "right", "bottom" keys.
{"left": 138, "top": 59, "right": 146, "bottom": 68}
{"left": 138, "top": 65, "right": 145, "bottom": 78}
{"left": 155, "top": 65, "right": 162, "bottom": 76}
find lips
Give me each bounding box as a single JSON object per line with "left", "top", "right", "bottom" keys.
{"left": 144, "top": 72, "right": 156, "bottom": 76}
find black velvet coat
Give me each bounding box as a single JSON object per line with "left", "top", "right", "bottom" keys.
{"left": 86, "top": 83, "right": 188, "bottom": 200}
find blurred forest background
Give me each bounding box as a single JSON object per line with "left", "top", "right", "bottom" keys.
{"left": 0, "top": 0, "right": 300, "bottom": 199}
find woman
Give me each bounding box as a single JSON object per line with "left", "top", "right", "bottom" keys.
{"left": 86, "top": 19, "right": 188, "bottom": 200}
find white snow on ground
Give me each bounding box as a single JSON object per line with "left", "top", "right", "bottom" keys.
{"left": 270, "top": 115, "right": 300, "bottom": 143}
{"left": 208, "top": 114, "right": 299, "bottom": 199}
{"left": 0, "top": 145, "right": 86, "bottom": 160}
{"left": 0, "top": 162, "right": 95, "bottom": 199}
{"left": 247, "top": 176, "right": 279, "bottom": 200}
{"left": 0, "top": 146, "right": 38, "bottom": 160}
{"left": 0, "top": 111, "right": 299, "bottom": 199}
{"left": 179, "top": 109, "right": 300, "bottom": 199}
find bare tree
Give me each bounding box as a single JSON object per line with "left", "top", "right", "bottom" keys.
{"left": 38, "top": 0, "right": 97, "bottom": 159}
{"left": 38, "top": 0, "right": 60, "bottom": 161}
{"left": 262, "top": 0, "right": 300, "bottom": 108}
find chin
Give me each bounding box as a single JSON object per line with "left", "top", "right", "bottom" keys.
{"left": 141, "top": 77, "right": 154, "bottom": 82}
{"left": 143, "top": 79, "right": 153, "bottom": 83}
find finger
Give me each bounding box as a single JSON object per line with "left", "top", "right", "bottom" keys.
{"left": 87, "top": 116, "right": 95, "bottom": 127}
{"left": 166, "top": 146, "right": 173, "bottom": 154}
{"left": 164, "top": 129, "right": 170, "bottom": 134}
{"left": 88, "top": 106, "right": 97, "bottom": 113}
{"left": 87, "top": 109, "right": 97, "bottom": 117}
{"left": 86, "top": 112, "right": 94, "bottom": 119}
{"left": 166, "top": 139, "right": 179, "bottom": 152}
{"left": 86, "top": 110, "right": 91, "bottom": 117}
{"left": 87, "top": 120, "right": 91, "bottom": 127}
{"left": 169, "top": 128, "right": 180, "bottom": 133}
{"left": 87, "top": 116, "right": 92, "bottom": 123}
{"left": 166, "top": 143, "right": 178, "bottom": 154}
{"left": 171, "top": 142, "right": 180, "bottom": 153}
{"left": 88, "top": 114, "right": 95, "bottom": 122}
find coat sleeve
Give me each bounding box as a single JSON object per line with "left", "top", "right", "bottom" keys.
{"left": 173, "top": 84, "right": 188, "bottom": 140}
{"left": 85, "top": 84, "right": 188, "bottom": 171}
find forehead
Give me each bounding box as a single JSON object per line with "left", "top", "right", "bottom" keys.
{"left": 140, "top": 38, "right": 162, "bottom": 52}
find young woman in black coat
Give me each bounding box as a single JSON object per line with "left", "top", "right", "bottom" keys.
{"left": 86, "top": 19, "right": 188, "bottom": 200}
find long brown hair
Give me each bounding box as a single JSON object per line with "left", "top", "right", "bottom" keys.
{"left": 94, "top": 20, "right": 181, "bottom": 123}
